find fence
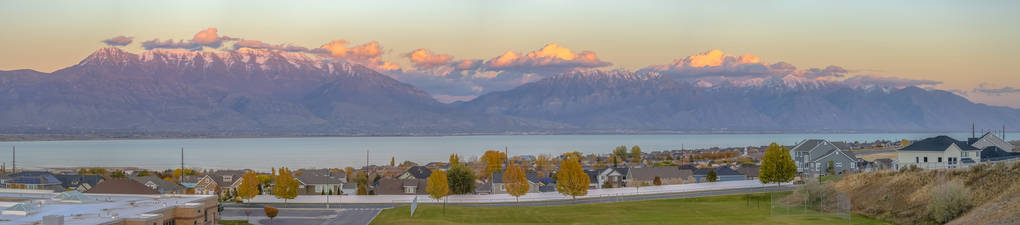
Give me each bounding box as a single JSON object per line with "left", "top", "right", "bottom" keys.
{"left": 770, "top": 189, "right": 852, "bottom": 223}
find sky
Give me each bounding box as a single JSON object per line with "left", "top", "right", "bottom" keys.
{"left": 1, "top": 0, "right": 1018, "bottom": 106}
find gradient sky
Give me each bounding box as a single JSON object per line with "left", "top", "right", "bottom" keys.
{"left": 1, "top": 0, "right": 1018, "bottom": 107}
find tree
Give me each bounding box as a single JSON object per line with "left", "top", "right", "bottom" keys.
{"left": 390, "top": 157, "right": 396, "bottom": 167}
{"left": 90, "top": 168, "right": 108, "bottom": 175}
{"left": 264, "top": 206, "right": 279, "bottom": 224}
{"left": 136, "top": 170, "right": 151, "bottom": 177}
{"left": 562, "top": 151, "right": 583, "bottom": 160}
{"left": 272, "top": 167, "right": 299, "bottom": 204}
{"left": 110, "top": 170, "right": 126, "bottom": 178}
{"left": 503, "top": 164, "right": 529, "bottom": 206}
{"left": 353, "top": 171, "right": 369, "bottom": 195}
{"left": 556, "top": 156, "right": 589, "bottom": 202}
{"left": 900, "top": 139, "right": 912, "bottom": 147}
{"left": 653, "top": 176, "right": 662, "bottom": 186}
{"left": 426, "top": 170, "right": 450, "bottom": 214}
{"left": 481, "top": 150, "right": 507, "bottom": 175}
{"left": 343, "top": 167, "right": 355, "bottom": 182}
{"left": 630, "top": 146, "right": 642, "bottom": 163}
{"left": 706, "top": 168, "right": 718, "bottom": 182}
{"left": 447, "top": 164, "right": 476, "bottom": 194}
{"left": 449, "top": 154, "right": 461, "bottom": 167}
{"left": 237, "top": 171, "right": 259, "bottom": 203}
{"left": 760, "top": 143, "right": 797, "bottom": 189}
{"left": 536, "top": 154, "right": 553, "bottom": 172}
{"left": 613, "top": 145, "right": 629, "bottom": 163}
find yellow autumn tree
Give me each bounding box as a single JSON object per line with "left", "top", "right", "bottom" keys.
{"left": 426, "top": 170, "right": 450, "bottom": 215}
{"left": 272, "top": 167, "right": 299, "bottom": 204}
{"left": 449, "top": 154, "right": 461, "bottom": 167}
{"left": 481, "top": 150, "right": 507, "bottom": 176}
{"left": 503, "top": 164, "right": 529, "bottom": 206}
{"left": 237, "top": 170, "right": 260, "bottom": 203}
{"left": 536, "top": 154, "right": 553, "bottom": 172}
{"left": 556, "top": 156, "right": 589, "bottom": 202}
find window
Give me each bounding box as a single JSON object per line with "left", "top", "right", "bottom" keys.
{"left": 404, "top": 186, "right": 416, "bottom": 193}
{"left": 222, "top": 176, "right": 232, "bottom": 182}
{"left": 916, "top": 157, "right": 919, "bottom": 163}
{"left": 835, "top": 162, "right": 842, "bottom": 168}
{"left": 938, "top": 157, "right": 942, "bottom": 163}
{"left": 923, "top": 157, "right": 928, "bottom": 163}
{"left": 963, "top": 152, "right": 968, "bottom": 157}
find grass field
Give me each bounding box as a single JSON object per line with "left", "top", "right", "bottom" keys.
{"left": 370, "top": 193, "right": 891, "bottom": 225}
{"left": 219, "top": 220, "right": 252, "bottom": 225}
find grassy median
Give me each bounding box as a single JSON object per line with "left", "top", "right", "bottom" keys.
{"left": 369, "top": 192, "right": 890, "bottom": 225}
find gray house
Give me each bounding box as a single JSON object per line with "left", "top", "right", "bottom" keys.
{"left": 490, "top": 171, "right": 541, "bottom": 194}
{"left": 789, "top": 139, "right": 858, "bottom": 176}
{"left": 693, "top": 167, "right": 744, "bottom": 183}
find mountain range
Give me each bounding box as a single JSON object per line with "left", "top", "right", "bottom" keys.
{"left": 1, "top": 48, "right": 1017, "bottom": 137}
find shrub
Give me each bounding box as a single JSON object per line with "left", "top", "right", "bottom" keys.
{"left": 653, "top": 176, "right": 662, "bottom": 185}
{"left": 263, "top": 206, "right": 278, "bottom": 220}
{"left": 927, "top": 180, "right": 972, "bottom": 224}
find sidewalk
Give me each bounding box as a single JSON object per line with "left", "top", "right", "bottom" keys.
{"left": 249, "top": 180, "right": 785, "bottom": 204}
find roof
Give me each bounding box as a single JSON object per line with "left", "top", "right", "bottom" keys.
{"left": 694, "top": 167, "right": 744, "bottom": 176}
{"left": 373, "top": 178, "right": 427, "bottom": 195}
{"left": 628, "top": 167, "right": 692, "bottom": 181}
{"left": 402, "top": 166, "right": 432, "bottom": 179}
{"left": 830, "top": 142, "right": 853, "bottom": 151}
{"left": 129, "top": 176, "right": 184, "bottom": 193}
{"left": 735, "top": 165, "right": 760, "bottom": 177}
{"left": 791, "top": 140, "right": 825, "bottom": 152}
{"left": 210, "top": 170, "right": 247, "bottom": 187}
{"left": 54, "top": 174, "right": 104, "bottom": 189}
{"left": 85, "top": 178, "right": 160, "bottom": 195}
{"left": 295, "top": 170, "right": 346, "bottom": 184}
{"left": 900, "top": 136, "right": 979, "bottom": 151}
{"left": 585, "top": 170, "right": 599, "bottom": 184}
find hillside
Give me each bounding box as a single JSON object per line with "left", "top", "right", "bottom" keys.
{"left": 832, "top": 161, "right": 1020, "bottom": 225}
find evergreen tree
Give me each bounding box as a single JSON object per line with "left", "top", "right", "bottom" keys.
{"left": 707, "top": 168, "right": 718, "bottom": 182}
{"left": 447, "top": 164, "right": 476, "bottom": 194}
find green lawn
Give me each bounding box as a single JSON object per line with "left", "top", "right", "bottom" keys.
{"left": 370, "top": 193, "right": 891, "bottom": 225}
{"left": 219, "top": 220, "right": 252, "bottom": 225}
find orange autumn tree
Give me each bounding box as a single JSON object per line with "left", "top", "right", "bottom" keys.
{"left": 556, "top": 155, "right": 589, "bottom": 202}
{"left": 503, "top": 164, "right": 530, "bottom": 206}
{"left": 481, "top": 150, "right": 507, "bottom": 176}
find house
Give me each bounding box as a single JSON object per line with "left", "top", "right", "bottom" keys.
{"left": 340, "top": 182, "right": 358, "bottom": 195}
{"left": 789, "top": 139, "right": 859, "bottom": 176}
{"left": 85, "top": 178, "right": 161, "bottom": 195}
{"left": 475, "top": 181, "right": 493, "bottom": 195}
{"left": 295, "top": 169, "right": 345, "bottom": 195}
{"left": 130, "top": 175, "right": 185, "bottom": 194}
{"left": 735, "top": 165, "right": 760, "bottom": 180}
{"left": 897, "top": 136, "right": 982, "bottom": 169}
{"left": 397, "top": 166, "right": 432, "bottom": 180}
{"left": 626, "top": 167, "right": 693, "bottom": 186}
{"left": 968, "top": 132, "right": 1014, "bottom": 153}
{"left": 585, "top": 170, "right": 600, "bottom": 189}
{"left": 693, "top": 167, "right": 745, "bottom": 183}
{"left": 374, "top": 178, "right": 427, "bottom": 195}
{"left": 490, "top": 171, "right": 541, "bottom": 194}
{"left": 1, "top": 171, "right": 64, "bottom": 191}
{"left": 194, "top": 170, "right": 246, "bottom": 195}
{"left": 596, "top": 167, "right": 629, "bottom": 188}
{"left": 53, "top": 174, "right": 104, "bottom": 192}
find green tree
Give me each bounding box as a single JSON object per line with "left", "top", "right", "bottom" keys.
{"left": 555, "top": 156, "right": 589, "bottom": 202}
{"left": 503, "top": 164, "right": 529, "bottom": 206}
{"left": 613, "top": 145, "right": 629, "bottom": 163}
{"left": 630, "top": 146, "right": 642, "bottom": 163}
{"left": 706, "top": 168, "right": 718, "bottom": 182}
{"left": 237, "top": 171, "right": 259, "bottom": 203}
{"left": 760, "top": 143, "right": 797, "bottom": 189}
{"left": 135, "top": 170, "right": 151, "bottom": 177}
{"left": 272, "top": 167, "right": 299, "bottom": 204}
{"left": 426, "top": 170, "right": 450, "bottom": 214}
{"left": 110, "top": 170, "right": 126, "bottom": 178}
{"left": 447, "top": 164, "right": 476, "bottom": 194}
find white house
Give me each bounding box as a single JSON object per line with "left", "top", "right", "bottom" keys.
{"left": 897, "top": 136, "right": 982, "bottom": 170}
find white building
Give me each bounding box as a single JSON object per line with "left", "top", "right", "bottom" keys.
{"left": 897, "top": 136, "right": 982, "bottom": 170}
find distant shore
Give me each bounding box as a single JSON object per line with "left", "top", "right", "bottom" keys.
{"left": 0, "top": 129, "right": 976, "bottom": 142}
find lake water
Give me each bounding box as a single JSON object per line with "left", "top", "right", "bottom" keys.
{"left": 1, "top": 133, "right": 1015, "bottom": 171}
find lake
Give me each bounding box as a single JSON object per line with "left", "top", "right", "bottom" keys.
{"left": 1, "top": 132, "right": 1015, "bottom": 171}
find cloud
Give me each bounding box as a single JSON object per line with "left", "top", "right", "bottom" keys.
{"left": 972, "top": 83, "right": 1020, "bottom": 96}
{"left": 641, "top": 50, "right": 850, "bottom": 81}
{"left": 141, "top": 28, "right": 238, "bottom": 50}
{"left": 232, "top": 39, "right": 309, "bottom": 52}
{"left": 312, "top": 40, "right": 400, "bottom": 71}
{"left": 101, "top": 35, "right": 133, "bottom": 46}
{"left": 836, "top": 75, "right": 938, "bottom": 89}
{"left": 406, "top": 49, "right": 453, "bottom": 70}
{"left": 483, "top": 43, "right": 610, "bottom": 74}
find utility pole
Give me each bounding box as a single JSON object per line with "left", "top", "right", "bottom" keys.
{"left": 11, "top": 146, "right": 15, "bottom": 173}
{"left": 366, "top": 149, "right": 370, "bottom": 167}
{"left": 180, "top": 148, "right": 184, "bottom": 183}
{"left": 972, "top": 123, "right": 976, "bottom": 138}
